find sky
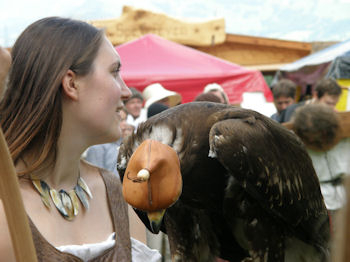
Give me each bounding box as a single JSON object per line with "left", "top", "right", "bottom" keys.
{"left": 1, "top": 0, "right": 350, "bottom": 47}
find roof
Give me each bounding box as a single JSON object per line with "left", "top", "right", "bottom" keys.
{"left": 280, "top": 38, "right": 350, "bottom": 72}
{"left": 116, "top": 34, "right": 272, "bottom": 104}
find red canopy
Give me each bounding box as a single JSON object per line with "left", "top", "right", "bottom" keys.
{"left": 116, "top": 34, "right": 272, "bottom": 104}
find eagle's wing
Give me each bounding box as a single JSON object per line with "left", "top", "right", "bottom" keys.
{"left": 208, "top": 108, "right": 329, "bottom": 250}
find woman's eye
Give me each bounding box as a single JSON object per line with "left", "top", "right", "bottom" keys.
{"left": 111, "top": 63, "right": 121, "bottom": 78}
{"left": 112, "top": 69, "right": 120, "bottom": 77}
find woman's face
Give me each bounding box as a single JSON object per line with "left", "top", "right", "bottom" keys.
{"left": 75, "top": 36, "right": 131, "bottom": 144}
{"left": 156, "top": 97, "right": 170, "bottom": 107}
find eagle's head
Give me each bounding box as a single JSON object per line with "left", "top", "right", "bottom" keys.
{"left": 119, "top": 139, "right": 182, "bottom": 233}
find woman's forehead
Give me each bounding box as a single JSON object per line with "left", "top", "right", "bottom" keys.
{"left": 96, "top": 37, "right": 121, "bottom": 65}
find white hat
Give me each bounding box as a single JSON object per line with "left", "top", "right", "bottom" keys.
{"left": 143, "top": 83, "right": 182, "bottom": 108}
{"left": 203, "top": 83, "right": 229, "bottom": 104}
{"left": 203, "top": 83, "right": 224, "bottom": 93}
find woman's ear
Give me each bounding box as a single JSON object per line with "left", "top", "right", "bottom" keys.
{"left": 62, "top": 69, "right": 79, "bottom": 101}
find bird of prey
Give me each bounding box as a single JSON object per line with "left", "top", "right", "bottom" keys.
{"left": 117, "top": 102, "right": 330, "bottom": 262}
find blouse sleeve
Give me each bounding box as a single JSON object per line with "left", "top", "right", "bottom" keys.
{"left": 131, "top": 237, "right": 161, "bottom": 262}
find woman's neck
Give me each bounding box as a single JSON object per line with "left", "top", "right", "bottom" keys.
{"left": 17, "top": 147, "right": 84, "bottom": 191}
{"left": 45, "top": 156, "right": 82, "bottom": 190}
{"left": 48, "top": 128, "right": 88, "bottom": 189}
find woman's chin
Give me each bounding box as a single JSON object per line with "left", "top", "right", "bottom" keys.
{"left": 98, "top": 129, "right": 122, "bottom": 145}
{"left": 107, "top": 132, "right": 121, "bottom": 143}
{"left": 111, "top": 127, "right": 122, "bottom": 141}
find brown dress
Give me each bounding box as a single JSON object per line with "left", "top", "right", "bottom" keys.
{"left": 28, "top": 169, "right": 132, "bottom": 262}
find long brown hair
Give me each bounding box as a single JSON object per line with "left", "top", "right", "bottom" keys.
{"left": 0, "top": 17, "right": 104, "bottom": 175}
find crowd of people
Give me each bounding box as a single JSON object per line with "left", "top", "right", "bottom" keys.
{"left": 270, "top": 77, "right": 348, "bottom": 235}
{"left": 0, "top": 15, "right": 348, "bottom": 262}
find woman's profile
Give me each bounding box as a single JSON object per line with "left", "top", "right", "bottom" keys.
{"left": 0, "top": 17, "right": 160, "bottom": 262}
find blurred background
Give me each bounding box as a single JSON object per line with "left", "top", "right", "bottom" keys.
{"left": 1, "top": 0, "right": 350, "bottom": 114}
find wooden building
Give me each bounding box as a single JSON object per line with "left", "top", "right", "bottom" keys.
{"left": 91, "top": 6, "right": 313, "bottom": 86}
{"left": 191, "top": 34, "right": 312, "bottom": 85}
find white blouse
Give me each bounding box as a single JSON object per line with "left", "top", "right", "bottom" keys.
{"left": 56, "top": 234, "right": 161, "bottom": 262}
{"left": 307, "top": 138, "right": 350, "bottom": 210}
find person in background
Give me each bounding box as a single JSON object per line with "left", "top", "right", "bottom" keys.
{"left": 194, "top": 92, "right": 222, "bottom": 103}
{"left": 147, "top": 102, "right": 169, "bottom": 118}
{"left": 124, "top": 87, "right": 147, "bottom": 130}
{"left": 0, "top": 17, "right": 160, "bottom": 261}
{"left": 120, "top": 119, "right": 135, "bottom": 137}
{"left": 120, "top": 107, "right": 134, "bottom": 137}
{"left": 270, "top": 79, "right": 296, "bottom": 122}
{"left": 313, "top": 78, "right": 342, "bottom": 108}
{"left": 279, "top": 78, "right": 342, "bottom": 123}
{"left": 142, "top": 83, "right": 182, "bottom": 108}
{"left": 0, "top": 46, "right": 11, "bottom": 97}
{"left": 203, "top": 83, "right": 229, "bottom": 104}
{"left": 292, "top": 104, "right": 350, "bottom": 233}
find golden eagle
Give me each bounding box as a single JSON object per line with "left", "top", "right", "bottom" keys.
{"left": 117, "top": 102, "right": 330, "bottom": 262}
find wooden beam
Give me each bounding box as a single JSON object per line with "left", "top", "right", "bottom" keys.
{"left": 195, "top": 43, "right": 310, "bottom": 66}
{"left": 245, "top": 63, "right": 288, "bottom": 71}
{"left": 0, "top": 128, "right": 37, "bottom": 262}
{"left": 225, "top": 33, "right": 312, "bottom": 51}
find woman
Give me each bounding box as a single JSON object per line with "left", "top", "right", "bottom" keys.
{"left": 0, "top": 17, "right": 160, "bottom": 261}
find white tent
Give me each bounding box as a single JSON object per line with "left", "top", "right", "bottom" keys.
{"left": 280, "top": 39, "right": 350, "bottom": 72}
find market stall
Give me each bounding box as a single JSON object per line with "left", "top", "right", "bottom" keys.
{"left": 116, "top": 34, "right": 272, "bottom": 105}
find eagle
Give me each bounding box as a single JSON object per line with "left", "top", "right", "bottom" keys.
{"left": 117, "top": 102, "right": 330, "bottom": 262}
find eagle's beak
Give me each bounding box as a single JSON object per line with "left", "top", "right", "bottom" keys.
{"left": 147, "top": 209, "right": 165, "bottom": 233}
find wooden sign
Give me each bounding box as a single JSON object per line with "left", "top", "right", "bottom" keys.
{"left": 89, "top": 5, "right": 226, "bottom": 46}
